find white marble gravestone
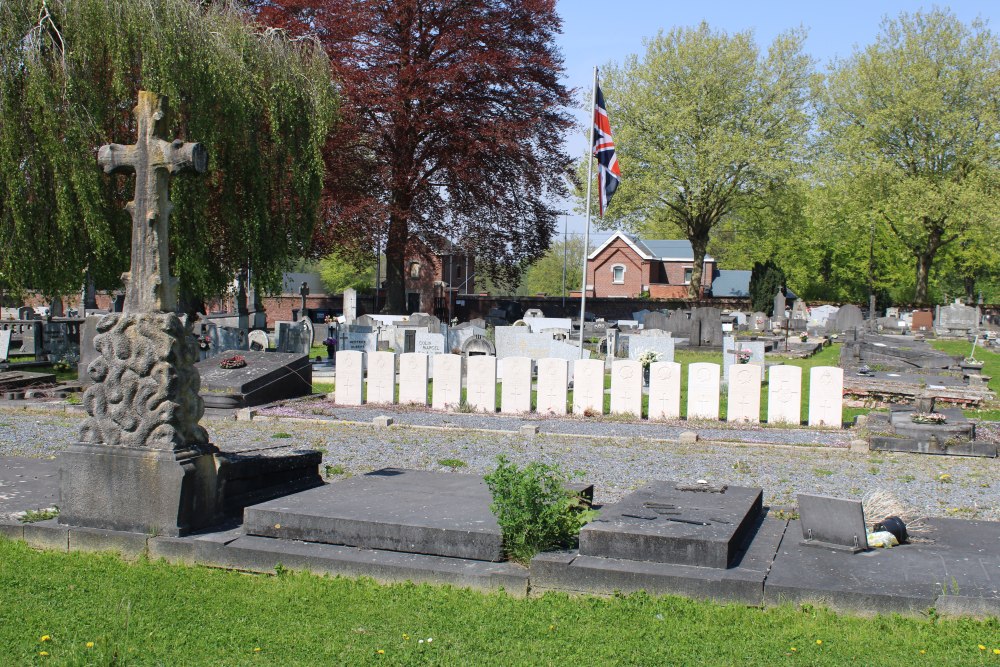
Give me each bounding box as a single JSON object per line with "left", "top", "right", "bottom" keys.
{"left": 727, "top": 364, "right": 761, "bottom": 423}
{"left": 610, "top": 359, "right": 643, "bottom": 417}
{"left": 334, "top": 350, "right": 364, "bottom": 406}
{"left": 398, "top": 353, "right": 429, "bottom": 405}
{"left": 686, "top": 362, "right": 720, "bottom": 420}
{"left": 767, "top": 365, "right": 802, "bottom": 425}
{"left": 535, "top": 357, "right": 568, "bottom": 415}
{"left": 431, "top": 354, "right": 462, "bottom": 410}
{"left": 573, "top": 358, "right": 605, "bottom": 415}
{"left": 500, "top": 357, "right": 532, "bottom": 414}
{"left": 366, "top": 351, "right": 396, "bottom": 404}
{"left": 808, "top": 366, "right": 844, "bottom": 428}
{"left": 0, "top": 328, "right": 10, "bottom": 362}
{"left": 466, "top": 355, "right": 497, "bottom": 412}
{"left": 647, "top": 361, "right": 681, "bottom": 420}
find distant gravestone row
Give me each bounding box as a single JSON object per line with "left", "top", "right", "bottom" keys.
{"left": 333, "top": 350, "right": 844, "bottom": 427}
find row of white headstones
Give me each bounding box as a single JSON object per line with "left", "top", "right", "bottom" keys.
{"left": 334, "top": 351, "right": 845, "bottom": 427}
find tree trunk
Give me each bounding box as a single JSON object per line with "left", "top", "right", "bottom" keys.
{"left": 913, "top": 223, "right": 944, "bottom": 306}
{"left": 964, "top": 276, "right": 976, "bottom": 303}
{"left": 687, "top": 232, "right": 710, "bottom": 299}
{"left": 383, "top": 211, "right": 409, "bottom": 314}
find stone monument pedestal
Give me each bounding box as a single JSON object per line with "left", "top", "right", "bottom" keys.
{"left": 59, "top": 443, "right": 221, "bottom": 536}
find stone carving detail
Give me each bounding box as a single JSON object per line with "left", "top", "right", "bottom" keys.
{"left": 80, "top": 313, "right": 208, "bottom": 450}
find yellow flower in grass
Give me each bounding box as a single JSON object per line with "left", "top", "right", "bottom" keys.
{"left": 993, "top": 648, "right": 1000, "bottom": 655}
{"left": 39, "top": 651, "right": 49, "bottom": 657}
{"left": 377, "top": 649, "right": 385, "bottom": 655}
{"left": 403, "top": 634, "right": 409, "bottom": 640}
{"left": 790, "top": 647, "right": 797, "bottom": 652}
{"left": 981, "top": 645, "right": 988, "bottom": 651}
{"left": 253, "top": 647, "right": 261, "bottom": 653}
{"left": 920, "top": 650, "right": 926, "bottom": 654}
{"left": 816, "top": 640, "right": 823, "bottom": 645}
{"left": 86, "top": 642, "right": 94, "bottom": 649}
{"left": 40, "top": 635, "right": 51, "bottom": 642}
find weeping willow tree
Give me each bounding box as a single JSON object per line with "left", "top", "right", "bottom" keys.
{"left": 0, "top": 0, "right": 336, "bottom": 305}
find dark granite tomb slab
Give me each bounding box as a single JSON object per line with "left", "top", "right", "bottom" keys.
{"left": 0, "top": 371, "right": 56, "bottom": 391}
{"left": 765, "top": 517, "right": 1000, "bottom": 616}
{"left": 244, "top": 468, "right": 505, "bottom": 561}
{"left": 868, "top": 407, "right": 996, "bottom": 457}
{"left": 215, "top": 445, "right": 324, "bottom": 515}
{"left": 579, "top": 481, "right": 763, "bottom": 568}
{"left": 196, "top": 350, "right": 310, "bottom": 408}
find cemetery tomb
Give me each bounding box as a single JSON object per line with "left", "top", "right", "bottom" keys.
{"left": 727, "top": 364, "right": 762, "bottom": 423}
{"left": 466, "top": 355, "right": 497, "bottom": 412}
{"left": 807, "top": 366, "right": 844, "bottom": 428}
{"left": 431, "top": 354, "right": 463, "bottom": 410}
{"left": 500, "top": 357, "right": 532, "bottom": 414}
{"left": 0, "top": 329, "right": 10, "bottom": 362}
{"left": 647, "top": 361, "right": 681, "bottom": 420}
{"left": 833, "top": 304, "right": 863, "bottom": 332}
{"left": 610, "top": 359, "right": 642, "bottom": 417}
{"left": 535, "top": 357, "right": 568, "bottom": 415}
{"left": 334, "top": 351, "right": 364, "bottom": 406}
{"left": 248, "top": 329, "right": 269, "bottom": 351}
{"left": 197, "top": 351, "right": 311, "bottom": 409}
{"left": 868, "top": 406, "right": 996, "bottom": 457}
{"left": 767, "top": 365, "right": 802, "bottom": 425}
{"left": 366, "top": 351, "right": 396, "bottom": 405}
{"left": 398, "top": 353, "right": 429, "bottom": 406}
{"left": 686, "top": 363, "right": 720, "bottom": 420}
{"left": 572, "top": 358, "right": 605, "bottom": 415}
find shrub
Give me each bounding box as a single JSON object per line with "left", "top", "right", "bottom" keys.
{"left": 483, "top": 455, "right": 593, "bottom": 564}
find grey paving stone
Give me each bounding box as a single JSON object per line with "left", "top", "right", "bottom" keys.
{"left": 0, "top": 520, "right": 23, "bottom": 540}
{"left": 22, "top": 519, "right": 68, "bottom": 551}
{"left": 68, "top": 526, "right": 148, "bottom": 558}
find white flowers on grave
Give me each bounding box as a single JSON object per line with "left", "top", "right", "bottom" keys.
{"left": 637, "top": 350, "right": 661, "bottom": 369}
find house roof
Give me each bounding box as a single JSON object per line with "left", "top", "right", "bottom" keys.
{"left": 588, "top": 231, "right": 715, "bottom": 262}
{"left": 711, "top": 270, "right": 752, "bottom": 297}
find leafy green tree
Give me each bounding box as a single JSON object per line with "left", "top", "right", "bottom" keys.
{"left": 0, "top": 0, "right": 336, "bottom": 305}
{"left": 523, "top": 236, "right": 587, "bottom": 296}
{"left": 586, "top": 23, "right": 812, "bottom": 298}
{"left": 317, "top": 251, "right": 378, "bottom": 295}
{"left": 817, "top": 9, "right": 1000, "bottom": 305}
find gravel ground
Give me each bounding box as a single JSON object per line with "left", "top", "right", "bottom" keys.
{"left": 2, "top": 405, "right": 997, "bottom": 521}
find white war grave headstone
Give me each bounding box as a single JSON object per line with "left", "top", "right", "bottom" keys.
{"left": 334, "top": 350, "right": 364, "bottom": 406}
{"left": 808, "top": 366, "right": 844, "bottom": 428}
{"left": 686, "top": 362, "right": 720, "bottom": 420}
{"left": 398, "top": 352, "right": 429, "bottom": 406}
{"left": 535, "top": 357, "right": 568, "bottom": 415}
{"left": 500, "top": 357, "right": 532, "bottom": 414}
{"left": 610, "top": 359, "right": 642, "bottom": 417}
{"left": 647, "top": 361, "right": 681, "bottom": 420}
{"left": 573, "top": 358, "right": 605, "bottom": 415}
{"left": 366, "top": 351, "right": 396, "bottom": 404}
{"left": 767, "top": 365, "right": 801, "bottom": 425}
{"left": 727, "top": 364, "right": 761, "bottom": 423}
{"left": 431, "top": 354, "right": 462, "bottom": 410}
{"left": 466, "top": 355, "right": 497, "bottom": 412}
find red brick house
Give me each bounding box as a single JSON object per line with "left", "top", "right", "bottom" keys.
{"left": 585, "top": 231, "right": 717, "bottom": 299}
{"left": 403, "top": 233, "right": 475, "bottom": 316}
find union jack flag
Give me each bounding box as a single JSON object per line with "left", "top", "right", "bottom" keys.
{"left": 593, "top": 84, "right": 621, "bottom": 216}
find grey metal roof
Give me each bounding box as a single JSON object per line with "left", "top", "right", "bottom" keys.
{"left": 711, "top": 270, "right": 752, "bottom": 297}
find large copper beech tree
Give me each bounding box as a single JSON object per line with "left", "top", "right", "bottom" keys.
{"left": 255, "top": 0, "right": 573, "bottom": 313}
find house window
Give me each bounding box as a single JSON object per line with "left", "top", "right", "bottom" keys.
{"left": 409, "top": 262, "right": 421, "bottom": 278}
{"left": 683, "top": 267, "right": 693, "bottom": 285}
{"left": 611, "top": 265, "right": 626, "bottom": 284}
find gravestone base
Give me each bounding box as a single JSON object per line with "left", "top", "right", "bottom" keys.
{"left": 196, "top": 350, "right": 311, "bottom": 408}
{"left": 58, "top": 442, "right": 221, "bottom": 537}
{"left": 867, "top": 408, "right": 997, "bottom": 457}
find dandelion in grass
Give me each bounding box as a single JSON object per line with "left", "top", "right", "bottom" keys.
{"left": 403, "top": 634, "right": 409, "bottom": 640}
{"left": 377, "top": 649, "right": 385, "bottom": 655}
{"left": 39, "top": 651, "right": 49, "bottom": 657}
{"left": 86, "top": 642, "right": 94, "bottom": 649}
{"left": 981, "top": 645, "right": 987, "bottom": 651}
{"left": 993, "top": 648, "right": 1000, "bottom": 655}
{"left": 816, "top": 640, "right": 823, "bottom": 645}
{"left": 40, "top": 635, "right": 51, "bottom": 642}
{"left": 253, "top": 647, "right": 261, "bottom": 653}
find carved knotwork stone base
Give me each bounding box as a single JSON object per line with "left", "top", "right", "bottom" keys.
{"left": 81, "top": 312, "right": 208, "bottom": 450}
{"left": 58, "top": 443, "right": 220, "bottom": 536}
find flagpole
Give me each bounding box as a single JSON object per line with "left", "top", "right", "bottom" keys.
{"left": 579, "top": 66, "right": 598, "bottom": 358}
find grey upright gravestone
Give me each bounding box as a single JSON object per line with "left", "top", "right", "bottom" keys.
{"left": 59, "top": 91, "right": 221, "bottom": 536}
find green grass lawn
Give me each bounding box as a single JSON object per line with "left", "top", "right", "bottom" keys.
{"left": 1, "top": 538, "right": 996, "bottom": 666}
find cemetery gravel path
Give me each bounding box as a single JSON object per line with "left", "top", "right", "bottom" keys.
{"left": 0, "top": 406, "right": 997, "bottom": 521}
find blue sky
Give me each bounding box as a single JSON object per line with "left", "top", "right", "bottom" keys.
{"left": 552, "top": 0, "right": 994, "bottom": 238}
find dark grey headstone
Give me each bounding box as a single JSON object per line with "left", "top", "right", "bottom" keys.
{"left": 579, "top": 481, "right": 763, "bottom": 568}
{"left": 644, "top": 311, "right": 668, "bottom": 331}
{"left": 196, "top": 350, "right": 311, "bottom": 408}
{"left": 244, "top": 468, "right": 505, "bottom": 562}
{"left": 797, "top": 493, "right": 868, "bottom": 551}
{"left": 834, "top": 305, "right": 864, "bottom": 332}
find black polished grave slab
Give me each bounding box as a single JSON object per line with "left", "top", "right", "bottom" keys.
{"left": 196, "top": 350, "right": 310, "bottom": 408}
{"left": 244, "top": 468, "right": 505, "bottom": 561}
{"left": 579, "top": 481, "right": 763, "bottom": 569}
{"left": 765, "top": 517, "right": 1000, "bottom": 616}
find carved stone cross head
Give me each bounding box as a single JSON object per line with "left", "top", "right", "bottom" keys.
{"left": 98, "top": 91, "right": 207, "bottom": 314}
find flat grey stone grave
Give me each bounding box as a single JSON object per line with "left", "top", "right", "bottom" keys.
{"left": 0, "top": 456, "right": 60, "bottom": 521}
{"left": 0, "top": 371, "right": 56, "bottom": 392}
{"left": 868, "top": 408, "right": 997, "bottom": 458}
{"left": 196, "top": 350, "right": 311, "bottom": 408}
{"left": 765, "top": 517, "right": 1000, "bottom": 616}
{"left": 579, "top": 481, "right": 763, "bottom": 569}
{"left": 244, "top": 468, "right": 506, "bottom": 561}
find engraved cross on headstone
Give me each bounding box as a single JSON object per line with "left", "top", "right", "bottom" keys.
{"left": 98, "top": 91, "right": 207, "bottom": 314}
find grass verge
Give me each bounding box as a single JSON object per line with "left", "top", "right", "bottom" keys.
{"left": 1, "top": 538, "right": 997, "bottom": 665}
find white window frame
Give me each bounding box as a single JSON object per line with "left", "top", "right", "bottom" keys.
{"left": 611, "top": 264, "right": 626, "bottom": 284}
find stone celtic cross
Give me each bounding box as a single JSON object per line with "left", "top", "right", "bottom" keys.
{"left": 98, "top": 91, "right": 207, "bottom": 313}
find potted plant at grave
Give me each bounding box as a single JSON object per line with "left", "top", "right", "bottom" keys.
{"left": 800, "top": 333, "right": 808, "bottom": 343}
{"left": 910, "top": 412, "right": 947, "bottom": 425}
{"left": 323, "top": 335, "right": 337, "bottom": 360}
{"left": 197, "top": 334, "right": 212, "bottom": 351}
{"left": 736, "top": 349, "right": 752, "bottom": 364}
{"left": 638, "top": 350, "right": 661, "bottom": 384}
